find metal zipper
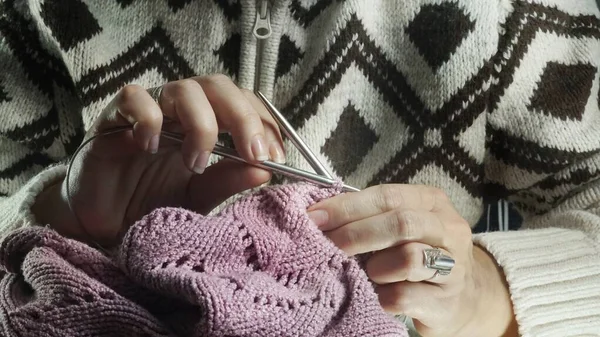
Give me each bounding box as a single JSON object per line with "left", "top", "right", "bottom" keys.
{"left": 253, "top": 0, "right": 272, "bottom": 92}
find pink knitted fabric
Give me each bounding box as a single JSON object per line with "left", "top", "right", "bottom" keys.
{"left": 0, "top": 183, "right": 407, "bottom": 336}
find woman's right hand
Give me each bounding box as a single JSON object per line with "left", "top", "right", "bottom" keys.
{"left": 33, "top": 74, "right": 285, "bottom": 247}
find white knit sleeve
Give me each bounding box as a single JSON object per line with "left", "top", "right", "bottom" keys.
{"left": 476, "top": 1, "right": 600, "bottom": 335}
{"left": 474, "top": 177, "right": 600, "bottom": 336}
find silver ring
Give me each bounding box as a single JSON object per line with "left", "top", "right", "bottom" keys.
{"left": 423, "top": 248, "right": 454, "bottom": 276}
{"left": 147, "top": 85, "right": 164, "bottom": 105}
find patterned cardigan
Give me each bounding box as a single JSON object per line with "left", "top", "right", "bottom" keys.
{"left": 1, "top": 0, "right": 599, "bottom": 335}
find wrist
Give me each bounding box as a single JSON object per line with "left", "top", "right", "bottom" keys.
{"left": 473, "top": 245, "right": 518, "bottom": 336}
{"left": 32, "top": 179, "right": 83, "bottom": 239}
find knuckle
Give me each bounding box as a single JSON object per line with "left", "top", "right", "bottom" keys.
{"left": 394, "top": 248, "right": 417, "bottom": 279}
{"left": 143, "top": 112, "right": 163, "bottom": 126}
{"left": 377, "top": 184, "right": 403, "bottom": 211}
{"left": 169, "top": 79, "right": 201, "bottom": 96}
{"left": 427, "top": 186, "right": 448, "bottom": 207}
{"left": 196, "top": 123, "right": 219, "bottom": 140}
{"left": 224, "top": 102, "right": 261, "bottom": 131}
{"left": 238, "top": 107, "right": 262, "bottom": 124}
{"left": 388, "top": 290, "right": 411, "bottom": 313}
{"left": 442, "top": 223, "right": 471, "bottom": 253}
{"left": 405, "top": 249, "right": 423, "bottom": 277}
{"left": 204, "top": 73, "right": 231, "bottom": 86}
{"left": 239, "top": 89, "right": 275, "bottom": 122}
{"left": 192, "top": 119, "right": 219, "bottom": 139}
{"left": 405, "top": 246, "right": 422, "bottom": 268}
{"left": 457, "top": 217, "right": 471, "bottom": 230}
{"left": 338, "top": 228, "right": 361, "bottom": 251}
{"left": 118, "top": 84, "right": 145, "bottom": 102}
{"left": 430, "top": 187, "right": 447, "bottom": 200}
{"left": 391, "top": 209, "right": 416, "bottom": 240}
{"left": 338, "top": 198, "right": 357, "bottom": 222}
{"left": 257, "top": 109, "right": 278, "bottom": 128}
{"left": 231, "top": 111, "right": 263, "bottom": 137}
{"left": 453, "top": 218, "right": 472, "bottom": 238}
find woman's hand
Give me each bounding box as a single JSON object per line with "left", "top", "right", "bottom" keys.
{"left": 33, "top": 74, "right": 285, "bottom": 247}
{"left": 307, "top": 184, "right": 518, "bottom": 337}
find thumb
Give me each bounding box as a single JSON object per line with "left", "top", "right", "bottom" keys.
{"left": 187, "top": 159, "right": 272, "bottom": 214}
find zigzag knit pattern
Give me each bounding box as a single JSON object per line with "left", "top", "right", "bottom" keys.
{"left": 2, "top": 1, "right": 600, "bottom": 335}
{"left": 1, "top": 0, "right": 599, "bottom": 227}
{"left": 0, "top": 183, "right": 407, "bottom": 337}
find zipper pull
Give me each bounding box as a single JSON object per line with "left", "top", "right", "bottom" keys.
{"left": 253, "top": 0, "right": 272, "bottom": 40}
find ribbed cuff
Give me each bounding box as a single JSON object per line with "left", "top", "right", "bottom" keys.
{"left": 473, "top": 228, "right": 600, "bottom": 336}
{"left": 0, "top": 164, "right": 67, "bottom": 238}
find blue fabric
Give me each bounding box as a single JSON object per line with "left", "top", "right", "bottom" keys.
{"left": 473, "top": 200, "right": 522, "bottom": 233}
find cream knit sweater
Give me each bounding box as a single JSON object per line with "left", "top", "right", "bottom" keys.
{"left": 1, "top": 0, "right": 599, "bottom": 335}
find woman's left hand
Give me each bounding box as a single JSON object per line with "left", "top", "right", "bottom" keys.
{"left": 307, "top": 184, "right": 517, "bottom": 337}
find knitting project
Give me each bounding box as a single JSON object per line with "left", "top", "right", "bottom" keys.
{"left": 0, "top": 183, "right": 407, "bottom": 337}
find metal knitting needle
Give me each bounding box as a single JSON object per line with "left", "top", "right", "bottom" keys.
{"left": 64, "top": 125, "right": 360, "bottom": 254}
{"left": 255, "top": 91, "right": 334, "bottom": 180}
{"left": 159, "top": 130, "right": 360, "bottom": 192}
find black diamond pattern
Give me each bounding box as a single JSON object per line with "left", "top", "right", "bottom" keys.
{"left": 276, "top": 35, "right": 304, "bottom": 79}
{"left": 0, "top": 84, "right": 11, "bottom": 103}
{"left": 115, "top": 0, "right": 134, "bottom": 7}
{"left": 281, "top": 14, "right": 485, "bottom": 195}
{"left": 322, "top": 104, "right": 378, "bottom": 178}
{"left": 528, "top": 62, "right": 597, "bottom": 121}
{"left": 115, "top": 0, "right": 193, "bottom": 12}
{"left": 41, "top": 0, "right": 102, "bottom": 51}
{"left": 1, "top": 0, "right": 74, "bottom": 97}
{"left": 167, "top": 0, "right": 194, "bottom": 12}
{"left": 406, "top": 2, "right": 475, "bottom": 71}
{"left": 213, "top": 0, "right": 241, "bottom": 21}
{"left": 284, "top": 15, "right": 491, "bottom": 133}
{"left": 213, "top": 33, "right": 241, "bottom": 78}
{"left": 290, "top": 0, "right": 343, "bottom": 27}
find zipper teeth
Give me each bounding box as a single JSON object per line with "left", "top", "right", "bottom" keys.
{"left": 255, "top": 41, "right": 264, "bottom": 92}
{"left": 259, "top": 0, "right": 267, "bottom": 18}
{"left": 253, "top": 0, "right": 272, "bottom": 92}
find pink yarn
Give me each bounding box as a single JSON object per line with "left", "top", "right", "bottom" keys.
{"left": 0, "top": 183, "right": 407, "bottom": 336}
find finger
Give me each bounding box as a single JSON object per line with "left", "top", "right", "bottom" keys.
{"left": 325, "top": 209, "right": 445, "bottom": 256}
{"left": 98, "top": 84, "right": 163, "bottom": 154}
{"left": 377, "top": 281, "right": 446, "bottom": 321}
{"left": 159, "top": 79, "right": 219, "bottom": 174}
{"left": 367, "top": 243, "right": 455, "bottom": 285}
{"left": 187, "top": 159, "right": 272, "bottom": 214}
{"left": 241, "top": 89, "right": 286, "bottom": 163}
{"left": 411, "top": 320, "right": 439, "bottom": 337}
{"left": 308, "top": 184, "right": 450, "bottom": 231}
{"left": 197, "top": 74, "right": 270, "bottom": 163}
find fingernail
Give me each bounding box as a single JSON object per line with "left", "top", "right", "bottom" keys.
{"left": 251, "top": 135, "right": 269, "bottom": 161}
{"left": 307, "top": 210, "right": 329, "bottom": 228}
{"left": 270, "top": 143, "right": 286, "bottom": 163}
{"left": 148, "top": 135, "right": 160, "bottom": 154}
{"left": 192, "top": 151, "right": 211, "bottom": 174}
